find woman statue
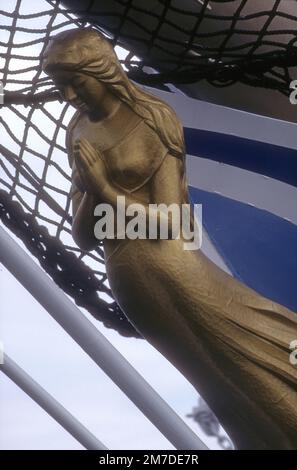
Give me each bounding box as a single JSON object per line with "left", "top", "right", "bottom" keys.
{"left": 42, "top": 28, "right": 297, "bottom": 449}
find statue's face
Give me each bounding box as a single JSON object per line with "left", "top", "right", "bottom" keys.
{"left": 51, "top": 70, "right": 107, "bottom": 113}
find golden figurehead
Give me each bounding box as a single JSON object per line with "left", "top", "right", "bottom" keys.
{"left": 42, "top": 28, "right": 297, "bottom": 450}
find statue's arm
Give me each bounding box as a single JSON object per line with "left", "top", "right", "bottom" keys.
{"left": 70, "top": 168, "right": 99, "bottom": 251}
{"left": 150, "top": 151, "right": 186, "bottom": 206}
{"left": 65, "top": 125, "right": 100, "bottom": 250}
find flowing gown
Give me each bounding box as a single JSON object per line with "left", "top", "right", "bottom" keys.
{"left": 71, "top": 113, "right": 297, "bottom": 449}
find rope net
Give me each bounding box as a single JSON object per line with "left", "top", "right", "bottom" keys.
{"left": 0, "top": 0, "right": 142, "bottom": 338}
{"left": 1, "top": 0, "right": 297, "bottom": 339}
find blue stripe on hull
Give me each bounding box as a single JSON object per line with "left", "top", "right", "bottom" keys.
{"left": 185, "top": 128, "right": 297, "bottom": 188}
{"left": 189, "top": 186, "right": 297, "bottom": 313}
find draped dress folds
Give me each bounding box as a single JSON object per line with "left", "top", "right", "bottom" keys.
{"left": 70, "top": 115, "right": 297, "bottom": 450}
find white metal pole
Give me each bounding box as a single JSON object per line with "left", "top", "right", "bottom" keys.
{"left": 0, "top": 225, "right": 208, "bottom": 450}
{"left": 0, "top": 353, "right": 107, "bottom": 450}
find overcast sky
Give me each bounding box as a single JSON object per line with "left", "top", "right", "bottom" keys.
{"left": 0, "top": 249, "right": 218, "bottom": 450}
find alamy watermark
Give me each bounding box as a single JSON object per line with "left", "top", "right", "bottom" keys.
{"left": 0, "top": 81, "right": 4, "bottom": 105}
{"left": 0, "top": 341, "right": 3, "bottom": 365}
{"left": 93, "top": 196, "right": 202, "bottom": 251}
{"left": 289, "top": 339, "right": 297, "bottom": 365}
{"left": 289, "top": 80, "right": 297, "bottom": 104}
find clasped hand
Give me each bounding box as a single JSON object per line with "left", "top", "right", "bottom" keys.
{"left": 73, "top": 138, "right": 107, "bottom": 195}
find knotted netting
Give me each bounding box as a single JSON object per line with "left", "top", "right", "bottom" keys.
{"left": 1, "top": 0, "right": 297, "bottom": 339}
{"left": 0, "top": 0, "right": 142, "bottom": 338}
